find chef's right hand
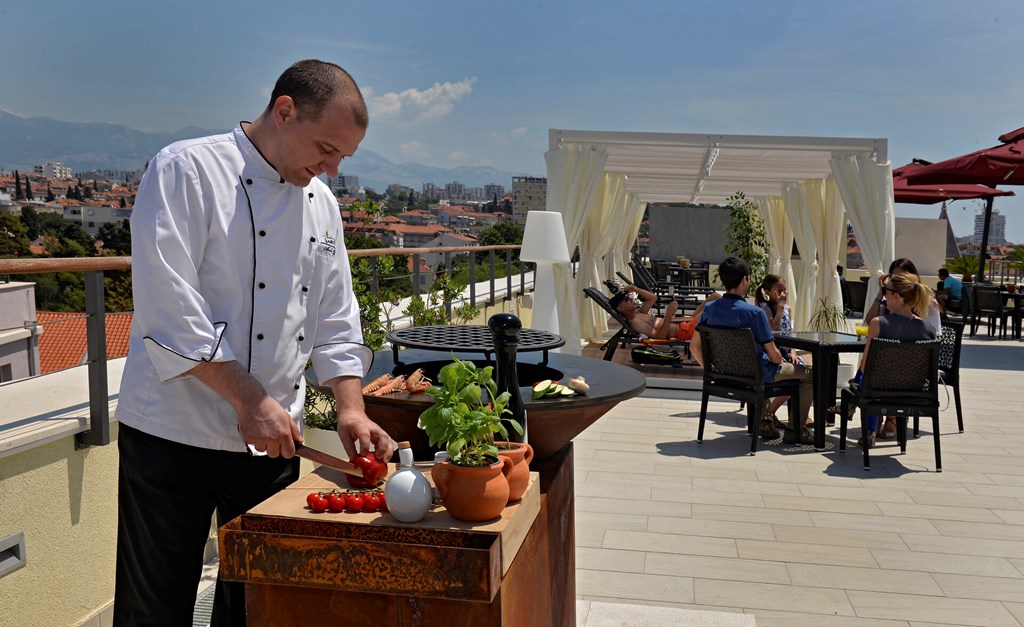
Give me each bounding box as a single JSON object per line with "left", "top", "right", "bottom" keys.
{"left": 237, "top": 394, "right": 302, "bottom": 458}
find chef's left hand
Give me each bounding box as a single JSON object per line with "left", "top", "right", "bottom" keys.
{"left": 336, "top": 408, "right": 394, "bottom": 462}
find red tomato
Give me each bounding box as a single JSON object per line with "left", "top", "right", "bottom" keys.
{"left": 306, "top": 492, "right": 321, "bottom": 509}
{"left": 327, "top": 493, "right": 345, "bottom": 513}
{"left": 345, "top": 474, "right": 372, "bottom": 489}
{"left": 345, "top": 492, "right": 365, "bottom": 513}
{"left": 378, "top": 491, "right": 388, "bottom": 513}
{"left": 362, "top": 491, "right": 381, "bottom": 513}
{"left": 308, "top": 494, "right": 329, "bottom": 513}
{"left": 350, "top": 453, "right": 387, "bottom": 486}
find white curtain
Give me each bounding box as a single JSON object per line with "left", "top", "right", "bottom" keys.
{"left": 574, "top": 175, "right": 645, "bottom": 341}
{"left": 757, "top": 196, "right": 796, "bottom": 307}
{"left": 830, "top": 153, "right": 895, "bottom": 314}
{"left": 782, "top": 181, "right": 821, "bottom": 330}
{"left": 814, "top": 178, "right": 846, "bottom": 313}
{"left": 545, "top": 144, "right": 608, "bottom": 353}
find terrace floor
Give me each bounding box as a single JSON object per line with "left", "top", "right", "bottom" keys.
{"left": 192, "top": 332, "right": 1024, "bottom": 626}
{"left": 572, "top": 333, "right": 1024, "bottom": 626}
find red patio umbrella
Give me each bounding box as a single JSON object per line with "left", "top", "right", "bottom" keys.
{"left": 901, "top": 130, "right": 1024, "bottom": 281}
{"left": 904, "top": 129, "right": 1024, "bottom": 187}
{"left": 892, "top": 162, "right": 1015, "bottom": 205}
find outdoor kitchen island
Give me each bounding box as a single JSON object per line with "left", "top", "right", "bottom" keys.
{"left": 219, "top": 347, "right": 646, "bottom": 626}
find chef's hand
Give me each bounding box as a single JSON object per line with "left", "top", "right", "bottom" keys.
{"left": 337, "top": 408, "right": 395, "bottom": 462}
{"left": 237, "top": 394, "right": 302, "bottom": 458}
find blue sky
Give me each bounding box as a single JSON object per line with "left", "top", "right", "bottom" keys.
{"left": 4, "top": 0, "right": 1024, "bottom": 242}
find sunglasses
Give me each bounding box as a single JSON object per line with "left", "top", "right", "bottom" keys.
{"left": 883, "top": 286, "right": 899, "bottom": 294}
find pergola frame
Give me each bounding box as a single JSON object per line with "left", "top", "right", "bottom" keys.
{"left": 548, "top": 129, "right": 888, "bottom": 205}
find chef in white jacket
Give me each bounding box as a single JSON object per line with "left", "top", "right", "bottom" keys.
{"left": 114, "top": 60, "right": 393, "bottom": 627}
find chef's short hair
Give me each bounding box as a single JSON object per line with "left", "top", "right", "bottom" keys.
{"left": 267, "top": 60, "right": 369, "bottom": 128}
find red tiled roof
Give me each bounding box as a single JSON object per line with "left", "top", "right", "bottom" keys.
{"left": 35, "top": 311, "right": 133, "bottom": 375}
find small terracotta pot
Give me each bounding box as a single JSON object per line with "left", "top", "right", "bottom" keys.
{"left": 433, "top": 457, "right": 513, "bottom": 522}
{"left": 495, "top": 441, "right": 534, "bottom": 502}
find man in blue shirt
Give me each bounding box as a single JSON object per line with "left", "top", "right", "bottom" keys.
{"left": 690, "top": 257, "right": 813, "bottom": 441}
{"left": 936, "top": 268, "right": 963, "bottom": 315}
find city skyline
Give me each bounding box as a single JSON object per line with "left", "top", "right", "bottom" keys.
{"left": 4, "top": 1, "right": 1023, "bottom": 241}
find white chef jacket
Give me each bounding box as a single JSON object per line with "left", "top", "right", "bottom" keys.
{"left": 116, "top": 125, "right": 371, "bottom": 452}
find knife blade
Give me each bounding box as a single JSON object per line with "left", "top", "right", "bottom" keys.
{"left": 294, "top": 442, "right": 364, "bottom": 477}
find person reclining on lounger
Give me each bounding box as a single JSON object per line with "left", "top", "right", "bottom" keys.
{"left": 609, "top": 283, "right": 720, "bottom": 341}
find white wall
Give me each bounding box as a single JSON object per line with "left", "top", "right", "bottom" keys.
{"left": 895, "top": 217, "right": 948, "bottom": 277}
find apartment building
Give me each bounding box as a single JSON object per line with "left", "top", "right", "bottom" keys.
{"left": 974, "top": 208, "right": 1006, "bottom": 245}
{"left": 511, "top": 176, "right": 546, "bottom": 225}
{"left": 63, "top": 204, "right": 132, "bottom": 236}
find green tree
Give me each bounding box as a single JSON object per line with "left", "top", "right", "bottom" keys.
{"left": 14, "top": 171, "right": 22, "bottom": 200}
{"left": 717, "top": 191, "right": 769, "bottom": 291}
{"left": 0, "top": 213, "right": 31, "bottom": 257}
{"left": 24, "top": 179, "right": 34, "bottom": 201}
{"left": 97, "top": 221, "right": 132, "bottom": 255}
{"left": 343, "top": 232, "right": 383, "bottom": 250}
{"left": 475, "top": 221, "right": 524, "bottom": 264}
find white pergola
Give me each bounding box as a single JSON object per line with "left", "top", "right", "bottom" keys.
{"left": 543, "top": 129, "right": 893, "bottom": 351}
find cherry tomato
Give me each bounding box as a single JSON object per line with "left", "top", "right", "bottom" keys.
{"left": 378, "top": 491, "right": 388, "bottom": 513}
{"left": 308, "top": 494, "right": 329, "bottom": 513}
{"left": 362, "top": 491, "right": 381, "bottom": 513}
{"left": 327, "top": 492, "right": 345, "bottom": 513}
{"left": 306, "top": 492, "right": 321, "bottom": 509}
{"left": 345, "top": 492, "right": 365, "bottom": 513}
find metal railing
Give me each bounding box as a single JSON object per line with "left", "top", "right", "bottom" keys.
{"left": 0, "top": 244, "right": 525, "bottom": 450}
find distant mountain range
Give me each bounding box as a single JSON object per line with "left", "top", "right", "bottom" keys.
{"left": 0, "top": 110, "right": 527, "bottom": 191}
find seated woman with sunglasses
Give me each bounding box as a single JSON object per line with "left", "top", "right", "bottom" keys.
{"left": 854, "top": 273, "right": 938, "bottom": 448}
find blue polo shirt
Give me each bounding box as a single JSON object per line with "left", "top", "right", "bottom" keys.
{"left": 699, "top": 293, "right": 779, "bottom": 382}
{"left": 942, "top": 275, "right": 963, "bottom": 299}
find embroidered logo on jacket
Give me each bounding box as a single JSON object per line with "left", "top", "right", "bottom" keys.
{"left": 318, "top": 230, "right": 337, "bottom": 258}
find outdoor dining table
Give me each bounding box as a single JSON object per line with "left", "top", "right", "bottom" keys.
{"left": 668, "top": 263, "right": 710, "bottom": 287}
{"left": 773, "top": 331, "right": 865, "bottom": 450}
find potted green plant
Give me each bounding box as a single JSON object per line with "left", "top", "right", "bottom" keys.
{"left": 808, "top": 297, "right": 847, "bottom": 332}
{"left": 943, "top": 255, "right": 979, "bottom": 283}
{"left": 418, "top": 356, "right": 522, "bottom": 521}
{"left": 712, "top": 191, "right": 770, "bottom": 291}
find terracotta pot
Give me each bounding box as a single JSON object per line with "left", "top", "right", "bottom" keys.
{"left": 495, "top": 442, "right": 534, "bottom": 502}
{"left": 433, "top": 457, "right": 513, "bottom": 522}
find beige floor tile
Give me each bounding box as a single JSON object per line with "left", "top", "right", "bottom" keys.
{"left": 899, "top": 533, "right": 1024, "bottom": 559}
{"left": 871, "top": 548, "right": 1022, "bottom": 578}
{"left": 654, "top": 463, "right": 758, "bottom": 481}
{"left": 575, "top": 511, "right": 649, "bottom": 548}
{"left": 1003, "top": 601, "right": 1024, "bottom": 625}
{"left": 582, "top": 469, "right": 693, "bottom": 490}
{"left": 958, "top": 452, "right": 1024, "bottom": 467}
{"left": 574, "top": 440, "right": 666, "bottom": 455}
{"left": 603, "top": 529, "right": 738, "bottom": 558}
{"left": 846, "top": 590, "right": 1018, "bottom": 626}
{"left": 576, "top": 482, "right": 653, "bottom": 500}
{"left": 576, "top": 569, "right": 694, "bottom": 604}
{"left": 965, "top": 482, "right": 1024, "bottom": 498}
{"left": 751, "top": 610, "right": 909, "bottom": 626}
{"left": 691, "top": 503, "right": 814, "bottom": 526}
{"left": 575, "top": 495, "right": 693, "bottom": 518}
{"left": 693, "top": 578, "right": 855, "bottom": 616}
{"left": 576, "top": 599, "right": 590, "bottom": 625}
{"left": 931, "top": 573, "right": 1024, "bottom": 602}
{"left": 652, "top": 486, "right": 767, "bottom": 508}
{"left": 577, "top": 596, "right": 743, "bottom": 616}
{"left": 786, "top": 563, "right": 943, "bottom": 595}
{"left": 645, "top": 552, "right": 791, "bottom": 584}
{"left": 876, "top": 502, "right": 1003, "bottom": 523}
{"left": 808, "top": 512, "right": 941, "bottom": 535}
{"left": 576, "top": 546, "right": 646, "bottom": 573}
{"left": 736, "top": 539, "right": 878, "bottom": 568}
{"left": 763, "top": 494, "right": 883, "bottom": 515}
{"left": 574, "top": 458, "right": 657, "bottom": 474}
{"left": 647, "top": 516, "right": 776, "bottom": 541}
{"left": 994, "top": 509, "right": 1024, "bottom": 525}
{"left": 692, "top": 477, "right": 803, "bottom": 496}
{"left": 983, "top": 473, "right": 1024, "bottom": 487}
{"left": 772, "top": 524, "right": 908, "bottom": 550}
{"left": 907, "top": 489, "right": 1024, "bottom": 511}
{"left": 799, "top": 483, "right": 915, "bottom": 504}
{"left": 1010, "top": 559, "right": 1024, "bottom": 576}
{"left": 592, "top": 448, "right": 692, "bottom": 467}
{"left": 754, "top": 468, "right": 868, "bottom": 488}
{"left": 931, "top": 519, "right": 1024, "bottom": 541}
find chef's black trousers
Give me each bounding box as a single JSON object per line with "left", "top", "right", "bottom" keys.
{"left": 114, "top": 424, "right": 299, "bottom": 627}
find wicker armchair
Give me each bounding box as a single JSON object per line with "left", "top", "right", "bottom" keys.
{"left": 934, "top": 320, "right": 965, "bottom": 434}
{"left": 839, "top": 338, "right": 941, "bottom": 471}
{"left": 695, "top": 325, "right": 801, "bottom": 456}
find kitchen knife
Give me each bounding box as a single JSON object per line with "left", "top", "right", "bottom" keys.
{"left": 294, "top": 441, "right": 364, "bottom": 477}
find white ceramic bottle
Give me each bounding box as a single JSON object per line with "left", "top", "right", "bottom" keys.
{"left": 384, "top": 441, "right": 433, "bottom": 523}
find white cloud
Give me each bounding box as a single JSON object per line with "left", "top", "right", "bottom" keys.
{"left": 510, "top": 127, "right": 527, "bottom": 138}
{"left": 447, "top": 151, "right": 470, "bottom": 163}
{"left": 365, "top": 78, "right": 476, "bottom": 124}
{"left": 399, "top": 140, "right": 430, "bottom": 158}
